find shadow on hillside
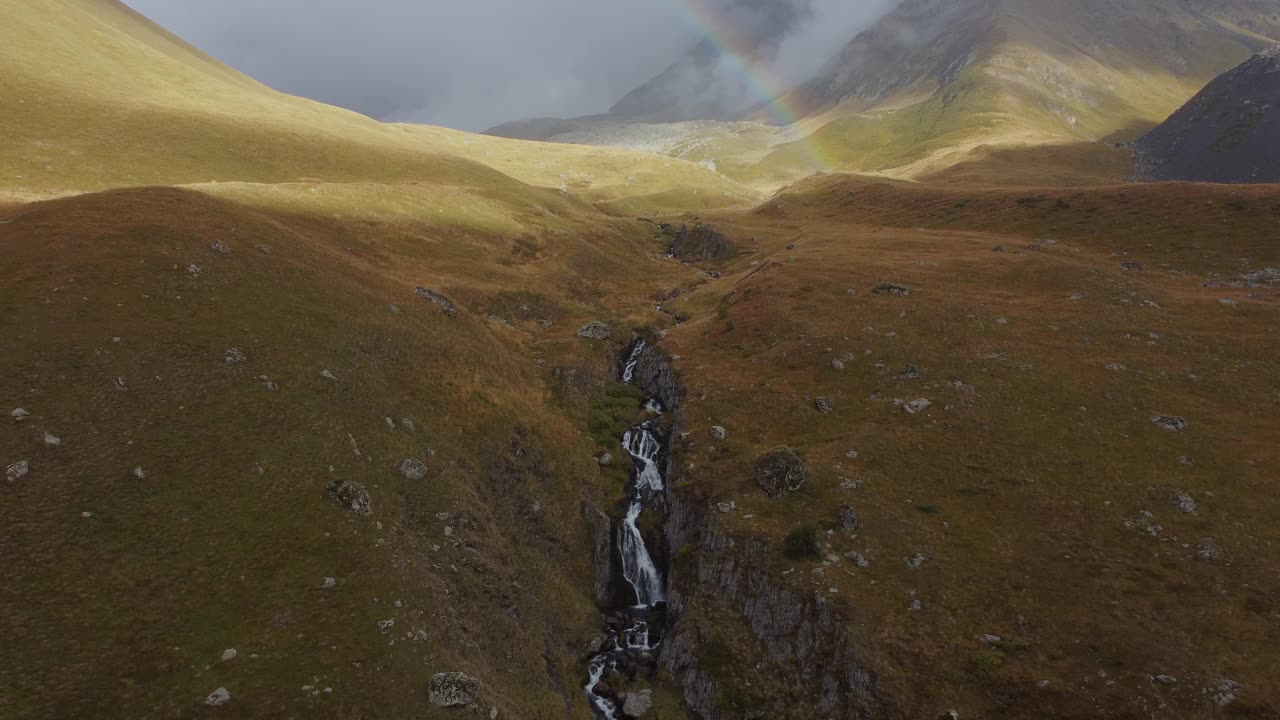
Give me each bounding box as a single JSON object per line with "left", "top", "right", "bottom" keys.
{"left": 922, "top": 125, "right": 1157, "bottom": 187}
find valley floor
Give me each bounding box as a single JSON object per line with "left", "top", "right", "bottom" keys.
{"left": 3, "top": 175, "right": 1279, "bottom": 719}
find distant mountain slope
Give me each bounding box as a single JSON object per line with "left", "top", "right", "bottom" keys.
{"left": 1136, "top": 45, "right": 1280, "bottom": 183}
{"left": 0, "top": 0, "right": 750, "bottom": 209}
{"left": 607, "top": 0, "right": 815, "bottom": 122}
{"left": 765, "top": 0, "right": 1280, "bottom": 178}
{"left": 506, "top": 0, "right": 1279, "bottom": 188}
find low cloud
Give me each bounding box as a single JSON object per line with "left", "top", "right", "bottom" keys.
{"left": 123, "top": 0, "right": 896, "bottom": 130}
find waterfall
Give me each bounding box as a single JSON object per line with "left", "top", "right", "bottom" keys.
{"left": 618, "top": 499, "right": 665, "bottom": 606}
{"left": 621, "top": 340, "right": 646, "bottom": 383}
{"left": 584, "top": 339, "right": 669, "bottom": 717}
{"left": 622, "top": 426, "right": 664, "bottom": 492}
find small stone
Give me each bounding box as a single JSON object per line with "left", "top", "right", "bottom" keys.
{"left": 255, "top": 244, "right": 272, "bottom": 254}
{"left": 81, "top": 511, "right": 93, "bottom": 518}
{"left": 1105, "top": 362, "right": 1126, "bottom": 372}
{"left": 575, "top": 321, "right": 611, "bottom": 340}
{"left": 596, "top": 452, "right": 613, "bottom": 466}
{"left": 43, "top": 433, "right": 61, "bottom": 447}
{"left": 224, "top": 348, "right": 246, "bottom": 364}
{"left": 1153, "top": 674, "right": 1178, "bottom": 685}
{"left": 401, "top": 418, "right": 416, "bottom": 432}
{"left": 10, "top": 408, "right": 29, "bottom": 421}
{"left": 385, "top": 417, "right": 396, "bottom": 430}
{"left": 1218, "top": 298, "right": 1239, "bottom": 307}
{"left": 210, "top": 240, "right": 231, "bottom": 255}
{"left": 322, "top": 577, "right": 337, "bottom": 588}
{"left": 113, "top": 376, "right": 128, "bottom": 392}
{"left": 710, "top": 426, "right": 727, "bottom": 440}
{"left": 993, "top": 245, "right": 1007, "bottom": 253}
{"left": 1151, "top": 415, "right": 1187, "bottom": 432}
{"left": 376, "top": 618, "right": 395, "bottom": 632}
{"left": 187, "top": 264, "right": 203, "bottom": 276}
{"left": 901, "top": 364, "right": 921, "bottom": 379}
{"left": 815, "top": 397, "right": 834, "bottom": 414}
{"left": 6, "top": 460, "right": 29, "bottom": 481}
{"left": 320, "top": 370, "right": 338, "bottom": 381}
{"left": 717, "top": 502, "right": 733, "bottom": 513}
{"left": 1122, "top": 261, "right": 1144, "bottom": 271}
{"left": 903, "top": 398, "right": 932, "bottom": 414}
{"left": 906, "top": 553, "right": 928, "bottom": 569}
{"left": 980, "top": 634, "right": 1002, "bottom": 645}
{"left": 221, "top": 648, "right": 237, "bottom": 662}
{"left": 204, "top": 687, "right": 231, "bottom": 706}
{"left": 399, "top": 458, "right": 428, "bottom": 481}
{"left": 428, "top": 672, "right": 481, "bottom": 707}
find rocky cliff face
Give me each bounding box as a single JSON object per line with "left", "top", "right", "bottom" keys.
{"left": 1136, "top": 45, "right": 1280, "bottom": 183}
{"left": 627, "top": 339, "right": 883, "bottom": 719}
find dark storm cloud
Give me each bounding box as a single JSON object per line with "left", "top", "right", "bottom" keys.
{"left": 122, "top": 0, "right": 896, "bottom": 131}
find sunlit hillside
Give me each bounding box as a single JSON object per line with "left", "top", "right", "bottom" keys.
{"left": 0, "top": 0, "right": 755, "bottom": 210}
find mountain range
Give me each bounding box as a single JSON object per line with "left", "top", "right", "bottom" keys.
{"left": 493, "top": 0, "right": 1280, "bottom": 187}
{"left": 3, "top": 2, "right": 1280, "bottom": 719}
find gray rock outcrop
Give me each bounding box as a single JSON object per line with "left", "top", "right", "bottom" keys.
{"left": 414, "top": 287, "right": 459, "bottom": 317}
{"left": 326, "top": 480, "right": 372, "bottom": 516}
{"left": 427, "top": 671, "right": 480, "bottom": 707}
{"left": 754, "top": 447, "right": 806, "bottom": 497}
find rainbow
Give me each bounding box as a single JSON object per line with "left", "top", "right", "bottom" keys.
{"left": 664, "top": 0, "right": 830, "bottom": 172}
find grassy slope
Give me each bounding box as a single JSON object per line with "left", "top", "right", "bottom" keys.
{"left": 653, "top": 175, "right": 1280, "bottom": 717}
{"left": 0, "top": 0, "right": 754, "bottom": 210}
{"left": 0, "top": 184, "right": 698, "bottom": 719}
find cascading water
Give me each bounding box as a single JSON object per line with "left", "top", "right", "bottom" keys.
{"left": 584, "top": 340, "right": 669, "bottom": 718}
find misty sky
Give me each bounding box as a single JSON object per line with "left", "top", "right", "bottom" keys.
{"left": 123, "top": 0, "right": 895, "bottom": 131}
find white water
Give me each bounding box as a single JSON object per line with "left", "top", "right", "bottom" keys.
{"left": 621, "top": 340, "right": 646, "bottom": 384}
{"left": 584, "top": 340, "right": 669, "bottom": 717}
{"left": 622, "top": 426, "right": 664, "bottom": 492}
{"left": 618, "top": 499, "right": 665, "bottom": 606}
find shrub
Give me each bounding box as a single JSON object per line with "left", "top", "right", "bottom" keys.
{"left": 784, "top": 525, "right": 821, "bottom": 561}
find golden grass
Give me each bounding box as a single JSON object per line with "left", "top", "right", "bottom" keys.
{"left": 649, "top": 176, "right": 1280, "bottom": 717}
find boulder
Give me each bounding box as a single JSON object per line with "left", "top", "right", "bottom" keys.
{"left": 326, "top": 480, "right": 372, "bottom": 516}
{"left": 428, "top": 671, "right": 480, "bottom": 707}
{"left": 399, "top": 458, "right": 428, "bottom": 481}
{"left": 204, "top": 687, "right": 231, "bottom": 707}
{"left": 414, "top": 287, "right": 459, "bottom": 317}
{"left": 6, "top": 460, "right": 29, "bottom": 481}
{"left": 623, "top": 689, "right": 654, "bottom": 717}
{"left": 576, "top": 321, "right": 611, "bottom": 340}
{"left": 1151, "top": 415, "right": 1188, "bottom": 432}
{"left": 755, "top": 447, "right": 806, "bottom": 497}
{"left": 903, "top": 398, "right": 932, "bottom": 414}
{"left": 839, "top": 504, "right": 860, "bottom": 531}
{"left": 872, "top": 283, "right": 912, "bottom": 296}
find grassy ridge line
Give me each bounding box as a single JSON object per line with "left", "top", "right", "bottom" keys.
{"left": 0, "top": 0, "right": 756, "bottom": 211}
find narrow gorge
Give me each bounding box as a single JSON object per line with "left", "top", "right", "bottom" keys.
{"left": 584, "top": 339, "right": 674, "bottom": 718}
